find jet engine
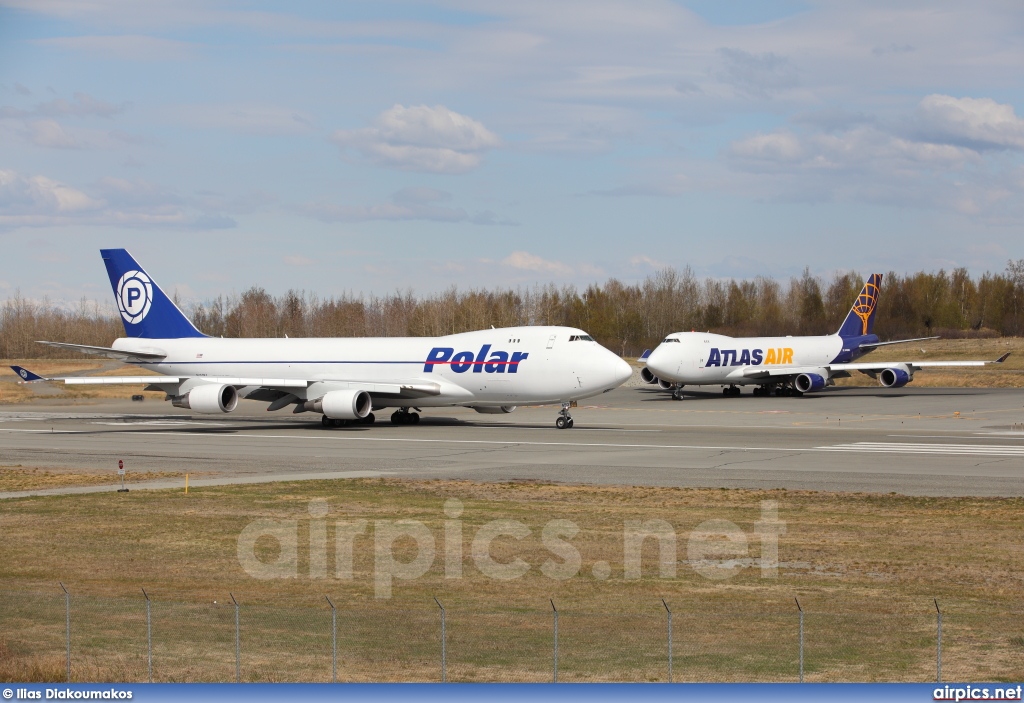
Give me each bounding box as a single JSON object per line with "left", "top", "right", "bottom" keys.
{"left": 172, "top": 383, "right": 238, "bottom": 413}
{"left": 472, "top": 405, "right": 517, "bottom": 414}
{"left": 793, "top": 372, "right": 827, "bottom": 393}
{"left": 304, "top": 389, "right": 372, "bottom": 419}
{"left": 879, "top": 367, "right": 912, "bottom": 388}
{"left": 640, "top": 367, "right": 658, "bottom": 384}
{"left": 658, "top": 378, "right": 674, "bottom": 390}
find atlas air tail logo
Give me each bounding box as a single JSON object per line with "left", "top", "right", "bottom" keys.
{"left": 425, "top": 346, "right": 528, "bottom": 373}
{"left": 116, "top": 270, "right": 153, "bottom": 325}
{"left": 706, "top": 347, "right": 793, "bottom": 367}
{"left": 852, "top": 274, "right": 881, "bottom": 335}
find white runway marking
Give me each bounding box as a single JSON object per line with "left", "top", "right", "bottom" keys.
{"left": 4, "top": 428, "right": 1022, "bottom": 458}
{"left": 819, "top": 442, "right": 1024, "bottom": 457}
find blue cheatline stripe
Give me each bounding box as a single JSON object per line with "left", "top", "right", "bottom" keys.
{"left": 136, "top": 360, "right": 426, "bottom": 366}
{"left": 135, "top": 360, "right": 525, "bottom": 366}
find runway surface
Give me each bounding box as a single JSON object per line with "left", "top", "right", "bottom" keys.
{"left": 1, "top": 386, "right": 1023, "bottom": 498}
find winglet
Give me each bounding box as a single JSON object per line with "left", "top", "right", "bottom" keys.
{"left": 996, "top": 352, "right": 1011, "bottom": 363}
{"left": 639, "top": 349, "right": 652, "bottom": 361}
{"left": 10, "top": 365, "right": 45, "bottom": 382}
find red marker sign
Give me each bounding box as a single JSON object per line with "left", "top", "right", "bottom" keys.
{"left": 118, "top": 460, "right": 124, "bottom": 470}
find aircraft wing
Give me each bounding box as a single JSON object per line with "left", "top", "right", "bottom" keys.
{"left": 10, "top": 366, "right": 442, "bottom": 399}
{"left": 740, "top": 352, "right": 1009, "bottom": 379}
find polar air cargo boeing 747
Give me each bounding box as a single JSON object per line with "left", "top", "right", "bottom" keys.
{"left": 12, "top": 249, "right": 632, "bottom": 428}
{"left": 639, "top": 274, "right": 1009, "bottom": 399}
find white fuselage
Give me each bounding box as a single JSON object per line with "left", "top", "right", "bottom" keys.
{"left": 113, "top": 326, "right": 632, "bottom": 407}
{"left": 646, "top": 331, "right": 852, "bottom": 385}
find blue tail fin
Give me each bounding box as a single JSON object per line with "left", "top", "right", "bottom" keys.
{"left": 837, "top": 273, "right": 882, "bottom": 338}
{"left": 100, "top": 249, "right": 206, "bottom": 338}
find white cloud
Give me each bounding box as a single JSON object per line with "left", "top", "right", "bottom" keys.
{"left": 0, "top": 169, "right": 236, "bottom": 230}
{"left": 728, "top": 131, "right": 803, "bottom": 163}
{"left": 0, "top": 170, "right": 101, "bottom": 214}
{"left": 36, "top": 35, "right": 193, "bottom": 61}
{"left": 299, "top": 188, "right": 515, "bottom": 225}
{"left": 331, "top": 104, "right": 500, "bottom": 173}
{"left": 173, "top": 103, "right": 314, "bottom": 135}
{"left": 915, "top": 94, "right": 1024, "bottom": 151}
{"left": 0, "top": 91, "right": 127, "bottom": 119}
{"left": 716, "top": 48, "right": 799, "bottom": 100}
{"left": 24, "top": 119, "right": 82, "bottom": 149}
{"left": 501, "top": 251, "right": 574, "bottom": 275}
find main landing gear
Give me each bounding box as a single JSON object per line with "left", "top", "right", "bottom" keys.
{"left": 391, "top": 408, "right": 421, "bottom": 425}
{"left": 321, "top": 413, "right": 376, "bottom": 428}
{"left": 722, "top": 385, "right": 741, "bottom": 397}
{"left": 555, "top": 402, "right": 575, "bottom": 429}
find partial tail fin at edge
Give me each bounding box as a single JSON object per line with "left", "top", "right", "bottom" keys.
{"left": 837, "top": 273, "right": 882, "bottom": 338}
{"left": 100, "top": 249, "right": 206, "bottom": 339}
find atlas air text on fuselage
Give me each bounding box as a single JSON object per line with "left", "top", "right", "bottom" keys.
{"left": 705, "top": 347, "right": 794, "bottom": 367}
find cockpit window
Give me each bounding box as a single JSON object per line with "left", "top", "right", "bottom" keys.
{"left": 662, "top": 338, "right": 680, "bottom": 343}
{"left": 569, "top": 334, "right": 595, "bottom": 342}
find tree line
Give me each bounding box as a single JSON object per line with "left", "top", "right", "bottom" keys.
{"left": 3, "top": 262, "right": 1023, "bottom": 359}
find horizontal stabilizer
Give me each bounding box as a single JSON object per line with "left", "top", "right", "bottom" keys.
{"left": 9, "top": 365, "right": 45, "bottom": 382}
{"left": 36, "top": 341, "right": 166, "bottom": 361}
{"left": 858, "top": 336, "right": 939, "bottom": 349}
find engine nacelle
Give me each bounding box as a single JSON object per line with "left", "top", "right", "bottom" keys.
{"left": 472, "top": 405, "right": 517, "bottom": 414}
{"left": 658, "top": 378, "right": 674, "bottom": 390}
{"left": 793, "top": 372, "right": 827, "bottom": 393}
{"left": 172, "top": 383, "right": 238, "bottom": 413}
{"left": 879, "top": 367, "right": 912, "bottom": 388}
{"left": 639, "top": 367, "right": 658, "bottom": 384}
{"left": 305, "top": 389, "right": 372, "bottom": 419}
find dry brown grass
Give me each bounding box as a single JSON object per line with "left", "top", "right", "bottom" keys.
{"left": 0, "top": 466, "right": 188, "bottom": 492}
{"left": 2, "top": 478, "right": 1023, "bottom": 681}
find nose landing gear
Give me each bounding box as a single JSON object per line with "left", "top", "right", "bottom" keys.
{"left": 555, "top": 402, "right": 575, "bottom": 429}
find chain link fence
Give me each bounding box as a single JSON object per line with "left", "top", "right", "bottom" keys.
{"left": 1, "top": 589, "right": 1022, "bottom": 683}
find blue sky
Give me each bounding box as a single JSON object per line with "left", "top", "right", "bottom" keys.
{"left": 1, "top": 0, "right": 1023, "bottom": 304}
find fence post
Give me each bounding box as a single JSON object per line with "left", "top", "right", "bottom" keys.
{"left": 550, "top": 599, "right": 558, "bottom": 683}
{"left": 935, "top": 599, "right": 942, "bottom": 683}
{"left": 795, "top": 597, "right": 803, "bottom": 683}
{"left": 142, "top": 588, "right": 152, "bottom": 683}
{"left": 662, "top": 599, "right": 672, "bottom": 683}
{"left": 230, "top": 593, "right": 240, "bottom": 683}
{"left": 434, "top": 597, "right": 446, "bottom": 683}
{"left": 59, "top": 582, "right": 70, "bottom": 683}
{"left": 325, "top": 596, "right": 337, "bottom": 684}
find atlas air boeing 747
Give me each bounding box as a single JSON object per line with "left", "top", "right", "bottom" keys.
{"left": 639, "top": 274, "right": 1009, "bottom": 399}
{"left": 11, "top": 249, "right": 632, "bottom": 428}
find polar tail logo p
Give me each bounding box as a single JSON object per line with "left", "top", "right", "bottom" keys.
{"left": 100, "top": 249, "right": 206, "bottom": 339}
{"left": 837, "top": 273, "right": 882, "bottom": 339}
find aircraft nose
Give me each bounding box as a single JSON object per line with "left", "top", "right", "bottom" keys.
{"left": 646, "top": 345, "right": 672, "bottom": 377}
{"left": 609, "top": 354, "right": 632, "bottom": 387}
